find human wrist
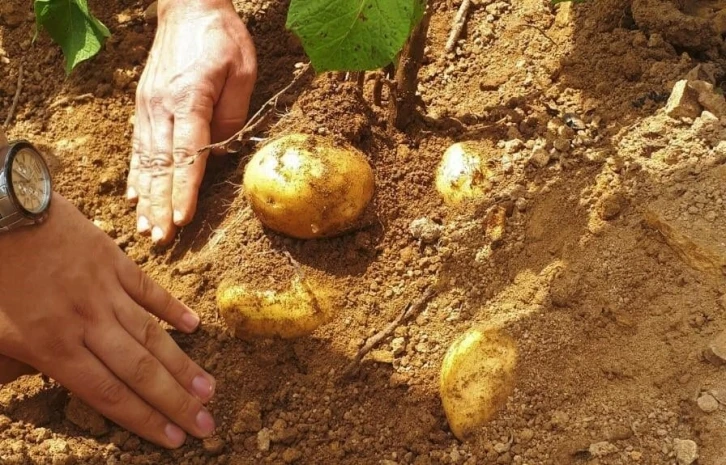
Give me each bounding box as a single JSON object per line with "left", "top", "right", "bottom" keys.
{"left": 157, "top": 0, "right": 234, "bottom": 19}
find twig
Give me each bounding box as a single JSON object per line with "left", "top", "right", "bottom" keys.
{"left": 3, "top": 65, "right": 23, "bottom": 128}
{"left": 516, "top": 23, "right": 558, "bottom": 47}
{"left": 179, "top": 63, "right": 313, "bottom": 166}
{"left": 48, "top": 93, "right": 95, "bottom": 110}
{"left": 342, "top": 286, "right": 437, "bottom": 377}
{"left": 445, "top": 0, "right": 472, "bottom": 53}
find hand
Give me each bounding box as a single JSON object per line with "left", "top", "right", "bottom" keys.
{"left": 0, "top": 354, "right": 36, "bottom": 384}
{"left": 127, "top": 0, "right": 257, "bottom": 245}
{"left": 0, "top": 194, "right": 217, "bottom": 448}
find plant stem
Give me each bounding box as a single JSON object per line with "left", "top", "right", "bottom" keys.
{"left": 388, "top": 2, "right": 433, "bottom": 130}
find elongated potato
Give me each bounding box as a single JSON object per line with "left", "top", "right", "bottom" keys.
{"left": 243, "top": 134, "right": 374, "bottom": 239}
{"left": 217, "top": 277, "right": 337, "bottom": 339}
{"left": 440, "top": 327, "right": 518, "bottom": 441}
{"left": 435, "top": 142, "right": 495, "bottom": 205}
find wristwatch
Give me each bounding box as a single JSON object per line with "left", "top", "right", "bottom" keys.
{"left": 0, "top": 139, "right": 53, "bottom": 232}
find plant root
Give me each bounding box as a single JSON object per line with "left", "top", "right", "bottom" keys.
{"left": 342, "top": 286, "right": 437, "bottom": 378}
{"left": 3, "top": 65, "right": 23, "bottom": 128}
{"left": 445, "top": 0, "right": 472, "bottom": 54}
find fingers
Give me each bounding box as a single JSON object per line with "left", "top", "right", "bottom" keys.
{"left": 210, "top": 61, "right": 256, "bottom": 143}
{"left": 0, "top": 354, "right": 37, "bottom": 384}
{"left": 46, "top": 347, "right": 188, "bottom": 449}
{"left": 85, "top": 321, "right": 215, "bottom": 441}
{"left": 170, "top": 91, "right": 213, "bottom": 227}
{"left": 114, "top": 294, "right": 215, "bottom": 403}
{"left": 147, "top": 101, "right": 176, "bottom": 244}
{"left": 115, "top": 251, "right": 200, "bottom": 333}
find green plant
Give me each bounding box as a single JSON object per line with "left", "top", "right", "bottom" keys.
{"left": 286, "top": 0, "right": 430, "bottom": 129}
{"left": 34, "top": 0, "right": 110, "bottom": 75}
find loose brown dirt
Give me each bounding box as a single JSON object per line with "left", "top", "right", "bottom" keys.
{"left": 2, "top": 0, "right": 726, "bottom": 464}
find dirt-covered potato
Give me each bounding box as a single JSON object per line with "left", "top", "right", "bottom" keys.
{"left": 440, "top": 327, "right": 518, "bottom": 441}
{"left": 216, "top": 276, "right": 337, "bottom": 340}
{"left": 435, "top": 142, "right": 495, "bottom": 205}
{"left": 243, "top": 134, "right": 374, "bottom": 239}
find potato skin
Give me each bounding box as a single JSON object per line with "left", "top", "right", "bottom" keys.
{"left": 243, "top": 134, "right": 374, "bottom": 239}
{"left": 440, "top": 327, "right": 518, "bottom": 441}
{"left": 216, "top": 277, "right": 336, "bottom": 339}
{"left": 435, "top": 142, "right": 494, "bottom": 205}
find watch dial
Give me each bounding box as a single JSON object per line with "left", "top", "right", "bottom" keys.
{"left": 10, "top": 148, "right": 51, "bottom": 214}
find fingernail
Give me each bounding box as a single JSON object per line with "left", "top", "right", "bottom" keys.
{"left": 127, "top": 186, "right": 137, "bottom": 200}
{"left": 173, "top": 210, "right": 184, "bottom": 225}
{"left": 192, "top": 375, "right": 215, "bottom": 400}
{"left": 137, "top": 216, "right": 150, "bottom": 233}
{"left": 151, "top": 226, "right": 164, "bottom": 243}
{"left": 165, "top": 423, "right": 186, "bottom": 447}
{"left": 196, "top": 408, "right": 216, "bottom": 436}
{"left": 181, "top": 312, "right": 200, "bottom": 332}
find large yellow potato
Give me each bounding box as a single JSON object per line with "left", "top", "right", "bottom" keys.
{"left": 435, "top": 142, "right": 495, "bottom": 205}
{"left": 440, "top": 327, "right": 518, "bottom": 441}
{"left": 216, "top": 276, "right": 337, "bottom": 340}
{"left": 243, "top": 134, "right": 375, "bottom": 239}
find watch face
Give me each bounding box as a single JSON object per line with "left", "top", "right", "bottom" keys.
{"left": 10, "top": 147, "right": 52, "bottom": 214}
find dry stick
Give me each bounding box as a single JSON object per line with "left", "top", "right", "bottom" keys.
{"left": 178, "top": 63, "right": 313, "bottom": 167}
{"left": 342, "top": 286, "right": 437, "bottom": 377}
{"left": 3, "top": 65, "right": 23, "bottom": 128}
{"left": 517, "top": 23, "right": 558, "bottom": 47}
{"left": 445, "top": 0, "right": 472, "bottom": 53}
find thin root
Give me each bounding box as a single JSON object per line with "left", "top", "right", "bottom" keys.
{"left": 181, "top": 63, "right": 313, "bottom": 167}
{"left": 342, "top": 286, "right": 437, "bottom": 378}
{"left": 3, "top": 65, "right": 23, "bottom": 128}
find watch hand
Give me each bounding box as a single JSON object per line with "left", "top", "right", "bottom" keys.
{"left": 14, "top": 170, "right": 31, "bottom": 181}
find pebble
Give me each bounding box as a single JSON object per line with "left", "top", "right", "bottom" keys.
{"left": 589, "top": 441, "right": 618, "bottom": 457}
{"left": 282, "top": 448, "right": 302, "bottom": 463}
{"left": 391, "top": 337, "right": 406, "bottom": 356}
{"left": 233, "top": 401, "right": 263, "bottom": 433}
{"left": 553, "top": 138, "right": 570, "bottom": 152}
{"left": 65, "top": 396, "right": 109, "bottom": 436}
{"left": 673, "top": 439, "right": 698, "bottom": 465}
{"left": 697, "top": 393, "right": 719, "bottom": 413}
{"left": 529, "top": 148, "right": 550, "bottom": 168}
{"left": 257, "top": 428, "right": 271, "bottom": 451}
{"left": 599, "top": 194, "right": 625, "bottom": 220}
{"left": 409, "top": 218, "right": 442, "bottom": 244}
{"left": 202, "top": 437, "right": 225, "bottom": 456}
{"left": 45, "top": 438, "right": 70, "bottom": 455}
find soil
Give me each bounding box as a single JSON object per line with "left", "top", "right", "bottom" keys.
{"left": 2, "top": 0, "right": 726, "bottom": 464}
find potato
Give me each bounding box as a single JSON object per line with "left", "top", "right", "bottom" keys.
{"left": 216, "top": 276, "right": 337, "bottom": 339}
{"left": 440, "top": 327, "right": 518, "bottom": 441}
{"left": 435, "top": 142, "right": 495, "bottom": 205}
{"left": 243, "top": 134, "right": 375, "bottom": 239}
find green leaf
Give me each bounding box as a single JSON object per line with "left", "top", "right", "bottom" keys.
{"left": 34, "top": 0, "right": 110, "bottom": 74}
{"left": 286, "top": 0, "right": 425, "bottom": 72}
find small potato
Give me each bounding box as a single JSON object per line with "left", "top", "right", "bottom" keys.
{"left": 435, "top": 142, "right": 495, "bottom": 205}
{"left": 243, "top": 134, "right": 375, "bottom": 239}
{"left": 216, "top": 277, "right": 337, "bottom": 340}
{"left": 440, "top": 327, "right": 518, "bottom": 441}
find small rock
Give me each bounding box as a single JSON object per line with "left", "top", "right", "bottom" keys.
{"left": 529, "top": 147, "right": 550, "bottom": 168}
{"left": 202, "top": 437, "right": 225, "bottom": 456}
{"left": 65, "top": 396, "right": 109, "bottom": 436}
{"left": 599, "top": 193, "right": 625, "bottom": 220}
{"left": 706, "top": 330, "right": 726, "bottom": 365}
{"left": 232, "top": 401, "right": 262, "bottom": 433}
{"left": 553, "top": 138, "right": 570, "bottom": 152}
{"left": 504, "top": 139, "right": 523, "bottom": 154}
{"left": 697, "top": 393, "right": 719, "bottom": 413}
{"left": 665, "top": 80, "right": 702, "bottom": 119}
{"left": 0, "top": 415, "right": 11, "bottom": 432}
{"left": 409, "top": 218, "right": 442, "bottom": 244}
{"left": 391, "top": 337, "right": 406, "bottom": 356}
{"left": 604, "top": 424, "right": 633, "bottom": 441}
{"left": 589, "top": 441, "right": 618, "bottom": 457}
{"left": 689, "top": 80, "right": 726, "bottom": 118}
{"left": 45, "top": 438, "right": 70, "bottom": 455}
{"left": 257, "top": 428, "right": 271, "bottom": 451}
{"left": 282, "top": 448, "right": 303, "bottom": 463}
{"left": 93, "top": 219, "right": 117, "bottom": 238}
{"left": 518, "top": 428, "right": 534, "bottom": 443}
{"left": 144, "top": 1, "right": 158, "bottom": 22}
{"left": 673, "top": 439, "right": 698, "bottom": 465}
{"left": 370, "top": 350, "right": 394, "bottom": 364}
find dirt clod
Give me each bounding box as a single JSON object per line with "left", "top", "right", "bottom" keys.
{"left": 64, "top": 396, "right": 108, "bottom": 437}
{"left": 202, "top": 437, "right": 225, "bottom": 456}
{"left": 673, "top": 439, "right": 699, "bottom": 465}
